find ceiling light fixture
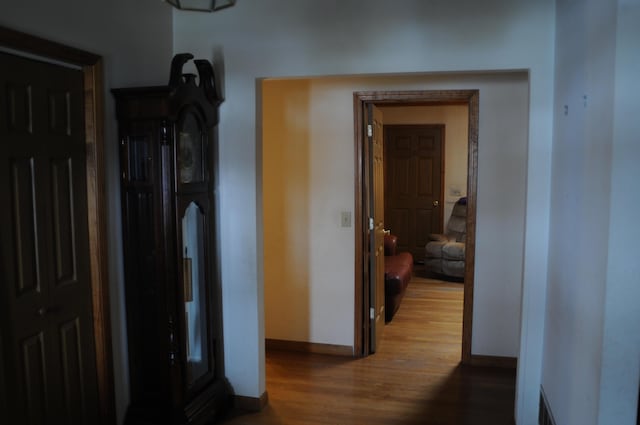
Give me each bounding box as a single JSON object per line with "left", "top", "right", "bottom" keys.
{"left": 165, "top": 0, "right": 236, "bottom": 12}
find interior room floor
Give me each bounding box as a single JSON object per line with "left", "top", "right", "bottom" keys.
{"left": 220, "top": 274, "right": 516, "bottom": 425}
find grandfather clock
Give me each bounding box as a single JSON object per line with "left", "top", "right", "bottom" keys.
{"left": 112, "top": 54, "right": 229, "bottom": 424}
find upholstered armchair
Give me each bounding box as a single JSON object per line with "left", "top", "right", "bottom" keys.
{"left": 424, "top": 197, "right": 467, "bottom": 279}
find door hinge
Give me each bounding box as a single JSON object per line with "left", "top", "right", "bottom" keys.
{"left": 370, "top": 307, "right": 375, "bottom": 320}
{"left": 369, "top": 217, "right": 374, "bottom": 230}
{"left": 367, "top": 124, "right": 373, "bottom": 137}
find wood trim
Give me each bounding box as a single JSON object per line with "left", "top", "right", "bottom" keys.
{"left": 439, "top": 124, "right": 446, "bottom": 234}
{"left": 234, "top": 391, "right": 269, "bottom": 412}
{"left": 462, "top": 91, "right": 479, "bottom": 365}
{"left": 84, "top": 59, "right": 115, "bottom": 425}
{"left": 469, "top": 355, "right": 517, "bottom": 369}
{"left": 353, "top": 94, "right": 365, "bottom": 357}
{"left": 353, "top": 90, "right": 479, "bottom": 364}
{"left": 0, "top": 26, "right": 114, "bottom": 425}
{"left": 0, "top": 329, "right": 5, "bottom": 413}
{"left": 266, "top": 339, "right": 353, "bottom": 357}
{"left": 354, "top": 90, "right": 478, "bottom": 105}
{"left": 0, "top": 26, "right": 100, "bottom": 64}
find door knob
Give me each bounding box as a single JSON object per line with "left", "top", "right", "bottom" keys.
{"left": 433, "top": 200, "right": 439, "bottom": 207}
{"left": 36, "top": 306, "right": 59, "bottom": 316}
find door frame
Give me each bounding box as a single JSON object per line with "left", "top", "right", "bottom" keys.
{"left": 0, "top": 26, "right": 114, "bottom": 424}
{"left": 353, "top": 90, "right": 479, "bottom": 363}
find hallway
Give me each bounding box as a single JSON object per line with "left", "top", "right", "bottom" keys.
{"left": 222, "top": 276, "right": 516, "bottom": 425}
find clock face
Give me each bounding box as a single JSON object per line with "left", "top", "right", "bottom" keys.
{"left": 178, "top": 111, "right": 204, "bottom": 184}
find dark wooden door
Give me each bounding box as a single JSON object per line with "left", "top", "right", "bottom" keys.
{"left": 368, "top": 105, "right": 385, "bottom": 353}
{"left": 0, "top": 52, "right": 99, "bottom": 424}
{"left": 384, "top": 125, "right": 444, "bottom": 260}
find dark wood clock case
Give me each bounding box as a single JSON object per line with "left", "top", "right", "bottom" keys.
{"left": 112, "top": 54, "right": 229, "bottom": 425}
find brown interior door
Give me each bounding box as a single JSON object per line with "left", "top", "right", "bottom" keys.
{"left": 0, "top": 52, "right": 99, "bottom": 424}
{"left": 368, "top": 105, "right": 385, "bottom": 353}
{"left": 384, "top": 125, "right": 444, "bottom": 260}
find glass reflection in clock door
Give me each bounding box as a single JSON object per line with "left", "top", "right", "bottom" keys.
{"left": 178, "top": 112, "right": 204, "bottom": 184}
{"left": 181, "top": 202, "right": 210, "bottom": 386}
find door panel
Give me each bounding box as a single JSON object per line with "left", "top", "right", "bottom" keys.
{"left": 384, "top": 125, "right": 444, "bottom": 259}
{"left": 388, "top": 208, "right": 409, "bottom": 246}
{"left": 6, "top": 82, "right": 33, "bottom": 134}
{"left": 369, "top": 105, "right": 385, "bottom": 353}
{"left": 21, "top": 331, "right": 48, "bottom": 422}
{"left": 59, "top": 317, "right": 89, "bottom": 423}
{"left": 415, "top": 209, "right": 434, "bottom": 247}
{"left": 47, "top": 91, "right": 72, "bottom": 136}
{"left": 417, "top": 157, "right": 435, "bottom": 196}
{"left": 10, "top": 157, "right": 41, "bottom": 295}
{"left": 0, "top": 51, "right": 99, "bottom": 424}
{"left": 51, "top": 158, "right": 77, "bottom": 285}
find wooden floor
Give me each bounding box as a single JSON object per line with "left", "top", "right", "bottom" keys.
{"left": 220, "top": 275, "right": 516, "bottom": 425}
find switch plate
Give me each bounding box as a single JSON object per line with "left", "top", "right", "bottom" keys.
{"left": 341, "top": 211, "right": 351, "bottom": 227}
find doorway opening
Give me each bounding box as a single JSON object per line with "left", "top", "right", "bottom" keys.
{"left": 353, "top": 90, "right": 479, "bottom": 362}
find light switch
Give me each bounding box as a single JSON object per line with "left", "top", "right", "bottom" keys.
{"left": 341, "top": 211, "right": 352, "bottom": 227}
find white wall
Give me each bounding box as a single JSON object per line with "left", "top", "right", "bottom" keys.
{"left": 379, "top": 104, "right": 469, "bottom": 229}
{"left": 0, "top": 1, "right": 173, "bottom": 424}
{"left": 599, "top": 2, "right": 640, "bottom": 423}
{"left": 543, "top": 0, "right": 640, "bottom": 424}
{"left": 174, "top": 2, "right": 555, "bottom": 422}
{"left": 263, "top": 75, "right": 527, "bottom": 356}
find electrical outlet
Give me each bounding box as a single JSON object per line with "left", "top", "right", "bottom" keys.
{"left": 341, "top": 211, "right": 352, "bottom": 228}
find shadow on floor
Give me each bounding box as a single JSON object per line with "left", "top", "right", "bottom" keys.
{"left": 396, "top": 364, "right": 516, "bottom": 425}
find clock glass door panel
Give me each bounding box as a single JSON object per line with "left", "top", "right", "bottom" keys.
{"left": 181, "top": 201, "right": 211, "bottom": 387}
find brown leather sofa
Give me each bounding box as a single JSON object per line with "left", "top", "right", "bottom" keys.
{"left": 384, "top": 234, "right": 413, "bottom": 322}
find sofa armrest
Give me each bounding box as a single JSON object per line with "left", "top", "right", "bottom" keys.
{"left": 384, "top": 234, "right": 398, "bottom": 256}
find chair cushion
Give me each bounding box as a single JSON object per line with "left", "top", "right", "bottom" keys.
{"left": 442, "top": 242, "right": 465, "bottom": 261}
{"left": 425, "top": 240, "right": 445, "bottom": 258}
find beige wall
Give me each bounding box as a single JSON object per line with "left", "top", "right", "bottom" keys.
{"left": 379, "top": 105, "right": 469, "bottom": 229}
{"left": 262, "top": 79, "right": 312, "bottom": 341}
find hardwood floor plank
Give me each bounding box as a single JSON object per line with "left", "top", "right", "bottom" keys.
{"left": 221, "top": 277, "right": 515, "bottom": 424}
